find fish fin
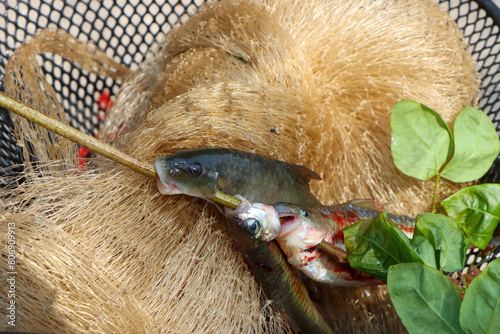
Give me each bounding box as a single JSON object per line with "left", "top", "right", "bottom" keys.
{"left": 207, "top": 199, "right": 225, "bottom": 215}
{"left": 348, "top": 199, "right": 388, "bottom": 211}
{"left": 283, "top": 162, "right": 322, "bottom": 181}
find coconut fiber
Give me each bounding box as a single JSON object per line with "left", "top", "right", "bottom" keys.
{"left": 1, "top": 0, "right": 479, "bottom": 333}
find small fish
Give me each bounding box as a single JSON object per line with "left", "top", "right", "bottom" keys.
{"left": 154, "top": 148, "right": 321, "bottom": 206}
{"left": 155, "top": 148, "right": 332, "bottom": 334}
{"left": 226, "top": 195, "right": 281, "bottom": 242}
{"left": 225, "top": 196, "right": 334, "bottom": 334}
{"left": 227, "top": 197, "right": 415, "bottom": 286}
{"left": 274, "top": 200, "right": 415, "bottom": 286}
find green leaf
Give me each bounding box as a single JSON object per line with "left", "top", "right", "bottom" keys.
{"left": 344, "top": 212, "right": 423, "bottom": 281}
{"left": 414, "top": 213, "right": 468, "bottom": 272}
{"left": 442, "top": 107, "right": 500, "bottom": 182}
{"left": 410, "top": 235, "right": 437, "bottom": 269}
{"left": 460, "top": 258, "right": 500, "bottom": 334}
{"left": 391, "top": 100, "right": 453, "bottom": 180}
{"left": 442, "top": 184, "right": 500, "bottom": 249}
{"left": 388, "top": 263, "right": 464, "bottom": 334}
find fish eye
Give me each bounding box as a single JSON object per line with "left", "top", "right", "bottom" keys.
{"left": 245, "top": 218, "right": 261, "bottom": 235}
{"left": 189, "top": 163, "right": 202, "bottom": 176}
{"left": 300, "top": 209, "right": 310, "bottom": 217}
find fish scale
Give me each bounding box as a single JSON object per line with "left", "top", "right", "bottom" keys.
{"left": 214, "top": 151, "right": 321, "bottom": 206}
{"left": 315, "top": 202, "right": 415, "bottom": 238}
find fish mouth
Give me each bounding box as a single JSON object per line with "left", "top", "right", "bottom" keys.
{"left": 274, "top": 204, "right": 299, "bottom": 224}
{"left": 274, "top": 206, "right": 301, "bottom": 239}
{"left": 154, "top": 158, "right": 183, "bottom": 195}
{"left": 156, "top": 178, "right": 183, "bottom": 195}
{"left": 279, "top": 213, "right": 297, "bottom": 225}
{"left": 229, "top": 200, "right": 281, "bottom": 242}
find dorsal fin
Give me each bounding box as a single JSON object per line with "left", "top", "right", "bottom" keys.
{"left": 283, "top": 162, "right": 322, "bottom": 181}
{"left": 347, "top": 199, "right": 388, "bottom": 211}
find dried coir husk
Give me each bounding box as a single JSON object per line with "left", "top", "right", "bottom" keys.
{"left": 1, "top": 0, "right": 479, "bottom": 333}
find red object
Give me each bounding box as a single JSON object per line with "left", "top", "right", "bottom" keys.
{"left": 77, "top": 146, "right": 92, "bottom": 170}
{"left": 97, "top": 89, "right": 113, "bottom": 111}
{"left": 78, "top": 146, "right": 91, "bottom": 158}
{"left": 77, "top": 90, "right": 110, "bottom": 171}
{"left": 77, "top": 158, "right": 86, "bottom": 167}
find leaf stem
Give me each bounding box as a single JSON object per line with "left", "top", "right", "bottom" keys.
{"left": 0, "top": 92, "right": 157, "bottom": 178}
{"left": 432, "top": 173, "right": 441, "bottom": 213}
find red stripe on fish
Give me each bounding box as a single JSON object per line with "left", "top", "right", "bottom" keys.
{"left": 323, "top": 210, "right": 362, "bottom": 229}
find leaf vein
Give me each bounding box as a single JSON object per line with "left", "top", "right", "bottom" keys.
{"left": 399, "top": 273, "right": 461, "bottom": 334}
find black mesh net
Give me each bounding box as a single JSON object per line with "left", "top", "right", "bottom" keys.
{"left": 443, "top": 1, "right": 500, "bottom": 122}
{"left": 0, "top": 0, "right": 499, "bottom": 271}
{"left": 440, "top": 0, "right": 500, "bottom": 183}
{"left": 0, "top": 0, "right": 205, "bottom": 174}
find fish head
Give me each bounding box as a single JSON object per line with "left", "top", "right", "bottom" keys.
{"left": 273, "top": 203, "right": 327, "bottom": 251}
{"left": 225, "top": 195, "right": 281, "bottom": 242}
{"left": 273, "top": 202, "right": 316, "bottom": 229}
{"left": 154, "top": 154, "right": 219, "bottom": 198}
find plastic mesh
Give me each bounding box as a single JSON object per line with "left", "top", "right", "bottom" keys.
{"left": 1, "top": 0, "right": 499, "bottom": 172}
{"left": 441, "top": 0, "right": 500, "bottom": 125}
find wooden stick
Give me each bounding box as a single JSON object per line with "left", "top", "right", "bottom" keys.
{"left": 0, "top": 92, "right": 156, "bottom": 177}
{"left": 316, "top": 240, "right": 348, "bottom": 263}
{"left": 212, "top": 190, "right": 243, "bottom": 208}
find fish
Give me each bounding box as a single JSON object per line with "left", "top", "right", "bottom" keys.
{"left": 225, "top": 196, "right": 334, "bottom": 334}
{"left": 227, "top": 198, "right": 415, "bottom": 286}
{"left": 273, "top": 200, "right": 415, "bottom": 286}
{"left": 226, "top": 195, "right": 281, "bottom": 242}
{"left": 155, "top": 148, "right": 333, "bottom": 334}
{"left": 154, "top": 148, "right": 322, "bottom": 206}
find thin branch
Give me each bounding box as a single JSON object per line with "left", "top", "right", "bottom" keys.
{"left": 316, "top": 240, "right": 348, "bottom": 262}
{"left": 0, "top": 92, "right": 156, "bottom": 177}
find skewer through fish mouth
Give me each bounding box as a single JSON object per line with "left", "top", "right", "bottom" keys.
{"left": 278, "top": 214, "right": 297, "bottom": 225}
